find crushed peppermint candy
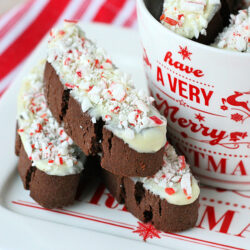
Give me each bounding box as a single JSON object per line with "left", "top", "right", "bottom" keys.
{"left": 161, "top": 0, "right": 220, "bottom": 39}
{"left": 213, "top": 8, "right": 250, "bottom": 53}
{"left": 138, "top": 144, "right": 198, "bottom": 200}
{"left": 47, "top": 22, "right": 166, "bottom": 143}
{"left": 17, "top": 61, "right": 84, "bottom": 175}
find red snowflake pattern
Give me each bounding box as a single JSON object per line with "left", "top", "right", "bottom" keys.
{"left": 178, "top": 46, "right": 192, "bottom": 61}
{"left": 230, "top": 132, "right": 248, "bottom": 142}
{"left": 231, "top": 113, "right": 244, "bottom": 122}
{"left": 220, "top": 105, "right": 228, "bottom": 111}
{"left": 133, "top": 222, "right": 161, "bottom": 241}
{"left": 195, "top": 113, "right": 205, "bottom": 122}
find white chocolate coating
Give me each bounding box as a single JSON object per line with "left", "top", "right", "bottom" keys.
{"left": 17, "top": 60, "right": 84, "bottom": 176}
{"left": 47, "top": 22, "right": 167, "bottom": 153}
{"left": 213, "top": 8, "right": 250, "bottom": 52}
{"left": 134, "top": 144, "right": 200, "bottom": 205}
{"left": 161, "top": 0, "right": 221, "bottom": 39}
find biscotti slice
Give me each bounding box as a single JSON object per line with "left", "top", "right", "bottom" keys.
{"left": 16, "top": 61, "right": 90, "bottom": 209}
{"left": 102, "top": 143, "right": 200, "bottom": 233}
{"left": 44, "top": 21, "right": 167, "bottom": 177}
{"left": 213, "top": 7, "right": 250, "bottom": 52}
{"left": 160, "top": 0, "right": 232, "bottom": 45}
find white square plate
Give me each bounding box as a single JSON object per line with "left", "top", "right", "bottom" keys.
{"left": 0, "top": 23, "right": 249, "bottom": 250}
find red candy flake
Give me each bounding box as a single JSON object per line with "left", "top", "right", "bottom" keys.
{"left": 59, "top": 30, "right": 65, "bottom": 35}
{"left": 65, "top": 83, "right": 77, "bottom": 89}
{"left": 178, "top": 156, "right": 186, "bottom": 170}
{"left": 76, "top": 71, "right": 82, "bottom": 78}
{"left": 48, "top": 160, "right": 54, "bottom": 164}
{"left": 105, "top": 115, "right": 112, "bottom": 121}
{"left": 35, "top": 123, "right": 42, "bottom": 133}
{"left": 64, "top": 57, "right": 71, "bottom": 65}
{"left": 165, "top": 187, "right": 175, "bottom": 195}
{"left": 150, "top": 116, "right": 163, "bottom": 125}
{"left": 108, "top": 90, "right": 112, "bottom": 96}
{"left": 95, "top": 59, "right": 100, "bottom": 68}
{"left": 76, "top": 49, "right": 82, "bottom": 57}
{"left": 36, "top": 107, "right": 42, "bottom": 112}
{"left": 59, "top": 129, "right": 64, "bottom": 136}
{"left": 178, "top": 14, "right": 184, "bottom": 20}
{"left": 183, "top": 188, "right": 191, "bottom": 199}
{"left": 30, "top": 132, "right": 34, "bottom": 136}
{"left": 29, "top": 156, "right": 32, "bottom": 160}
{"left": 40, "top": 114, "right": 47, "bottom": 118}
{"left": 68, "top": 50, "right": 73, "bottom": 54}
{"left": 59, "top": 157, "right": 63, "bottom": 165}
{"left": 86, "top": 85, "right": 94, "bottom": 92}
{"left": 119, "top": 93, "right": 126, "bottom": 102}
{"left": 106, "top": 59, "right": 112, "bottom": 64}
{"left": 31, "top": 144, "right": 35, "bottom": 149}
{"left": 160, "top": 14, "right": 165, "bottom": 21}
{"left": 81, "top": 38, "right": 85, "bottom": 48}
{"left": 18, "top": 129, "right": 24, "bottom": 133}
{"left": 64, "top": 19, "right": 78, "bottom": 23}
{"left": 161, "top": 174, "right": 166, "bottom": 178}
{"left": 183, "top": 188, "right": 187, "bottom": 196}
{"left": 111, "top": 106, "right": 120, "bottom": 114}
{"left": 164, "top": 17, "right": 178, "bottom": 26}
{"left": 49, "top": 30, "right": 53, "bottom": 37}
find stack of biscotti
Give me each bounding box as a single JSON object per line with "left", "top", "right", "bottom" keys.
{"left": 34, "top": 21, "right": 199, "bottom": 232}
{"left": 16, "top": 61, "right": 99, "bottom": 209}
{"left": 159, "top": 0, "right": 242, "bottom": 45}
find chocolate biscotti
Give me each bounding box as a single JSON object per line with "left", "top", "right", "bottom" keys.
{"left": 16, "top": 61, "right": 89, "bottom": 209}
{"left": 213, "top": 7, "right": 250, "bottom": 52}
{"left": 44, "top": 21, "right": 167, "bottom": 177}
{"left": 159, "top": 0, "right": 232, "bottom": 44}
{"left": 102, "top": 143, "right": 200, "bottom": 233}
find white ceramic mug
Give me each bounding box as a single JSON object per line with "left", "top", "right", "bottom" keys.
{"left": 137, "top": 0, "right": 250, "bottom": 190}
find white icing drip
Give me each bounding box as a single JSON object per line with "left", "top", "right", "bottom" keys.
{"left": 161, "top": 0, "right": 221, "bottom": 39}
{"left": 213, "top": 8, "right": 250, "bottom": 52}
{"left": 17, "top": 60, "right": 84, "bottom": 176}
{"left": 133, "top": 143, "right": 200, "bottom": 205}
{"left": 47, "top": 21, "right": 167, "bottom": 153}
